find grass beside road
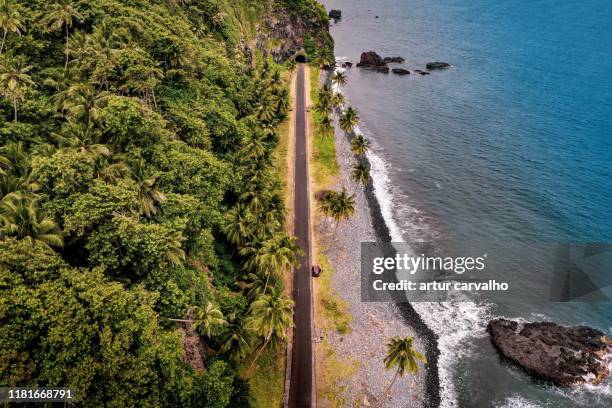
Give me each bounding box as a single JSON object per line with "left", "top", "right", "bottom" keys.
{"left": 307, "top": 65, "right": 356, "bottom": 406}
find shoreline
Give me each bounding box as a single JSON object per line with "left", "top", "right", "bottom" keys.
{"left": 339, "top": 86, "right": 442, "bottom": 408}
{"left": 317, "top": 66, "right": 441, "bottom": 407}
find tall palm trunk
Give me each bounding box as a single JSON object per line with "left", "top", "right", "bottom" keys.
{"left": 378, "top": 370, "right": 399, "bottom": 407}
{"left": 0, "top": 30, "right": 7, "bottom": 55}
{"left": 64, "top": 24, "right": 69, "bottom": 70}
{"left": 247, "top": 335, "right": 270, "bottom": 374}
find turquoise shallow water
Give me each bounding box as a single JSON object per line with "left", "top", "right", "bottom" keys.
{"left": 322, "top": 0, "right": 612, "bottom": 406}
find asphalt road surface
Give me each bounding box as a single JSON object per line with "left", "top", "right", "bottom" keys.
{"left": 288, "top": 63, "right": 314, "bottom": 408}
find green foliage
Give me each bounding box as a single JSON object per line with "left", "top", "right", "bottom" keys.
{"left": 0, "top": 0, "right": 332, "bottom": 404}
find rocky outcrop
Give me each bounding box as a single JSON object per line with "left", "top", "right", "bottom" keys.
{"left": 426, "top": 61, "right": 451, "bottom": 70}
{"left": 356, "top": 51, "right": 391, "bottom": 73}
{"left": 392, "top": 68, "right": 410, "bottom": 75}
{"left": 414, "top": 70, "right": 430, "bottom": 76}
{"left": 342, "top": 61, "right": 353, "bottom": 68}
{"left": 383, "top": 56, "right": 405, "bottom": 64}
{"left": 329, "top": 9, "right": 342, "bottom": 22}
{"left": 487, "top": 319, "right": 612, "bottom": 386}
{"left": 357, "top": 51, "right": 385, "bottom": 67}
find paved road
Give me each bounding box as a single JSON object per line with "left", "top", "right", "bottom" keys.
{"left": 288, "top": 63, "right": 314, "bottom": 408}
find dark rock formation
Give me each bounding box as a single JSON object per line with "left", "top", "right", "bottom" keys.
{"left": 329, "top": 9, "right": 342, "bottom": 22}
{"left": 414, "top": 70, "right": 430, "bottom": 76}
{"left": 487, "top": 318, "right": 612, "bottom": 386}
{"left": 383, "top": 56, "right": 405, "bottom": 64}
{"left": 342, "top": 61, "right": 353, "bottom": 68}
{"left": 426, "top": 61, "right": 451, "bottom": 70}
{"left": 356, "top": 51, "right": 389, "bottom": 73}
{"left": 357, "top": 51, "right": 384, "bottom": 67}
{"left": 392, "top": 68, "right": 410, "bottom": 75}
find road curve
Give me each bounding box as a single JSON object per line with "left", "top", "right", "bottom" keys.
{"left": 288, "top": 63, "right": 314, "bottom": 408}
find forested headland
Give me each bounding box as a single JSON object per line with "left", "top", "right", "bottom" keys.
{"left": 0, "top": 0, "right": 332, "bottom": 406}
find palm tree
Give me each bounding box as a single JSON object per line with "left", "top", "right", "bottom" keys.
{"left": 317, "top": 84, "right": 333, "bottom": 107}
{"left": 240, "top": 234, "right": 301, "bottom": 292}
{"left": 0, "top": 193, "right": 63, "bottom": 250}
{"left": 246, "top": 291, "right": 293, "bottom": 372}
{"left": 63, "top": 82, "right": 109, "bottom": 124}
{"left": 44, "top": 0, "right": 83, "bottom": 69}
{"left": 168, "top": 302, "right": 227, "bottom": 338}
{"left": 0, "top": 1, "right": 24, "bottom": 55}
{"left": 380, "top": 336, "right": 427, "bottom": 405}
{"left": 316, "top": 114, "right": 334, "bottom": 138}
{"left": 332, "top": 70, "right": 347, "bottom": 88}
{"left": 220, "top": 318, "right": 251, "bottom": 362}
{"left": 351, "top": 162, "right": 371, "bottom": 193}
{"left": 222, "top": 204, "right": 254, "bottom": 246}
{"left": 52, "top": 120, "right": 110, "bottom": 157}
{"left": 129, "top": 158, "right": 166, "bottom": 218}
{"left": 330, "top": 92, "right": 345, "bottom": 117}
{"left": 339, "top": 106, "right": 359, "bottom": 135}
{"left": 350, "top": 134, "right": 371, "bottom": 156}
{"left": 319, "top": 188, "right": 356, "bottom": 232}
{"left": 0, "top": 58, "right": 35, "bottom": 121}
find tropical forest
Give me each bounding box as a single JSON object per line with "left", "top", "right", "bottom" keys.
{"left": 0, "top": 0, "right": 332, "bottom": 406}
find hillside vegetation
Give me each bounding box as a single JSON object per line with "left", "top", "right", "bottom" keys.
{"left": 0, "top": 0, "right": 331, "bottom": 406}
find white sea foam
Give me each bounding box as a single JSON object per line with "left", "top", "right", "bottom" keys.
{"left": 413, "top": 301, "right": 493, "bottom": 408}
{"left": 498, "top": 395, "right": 544, "bottom": 408}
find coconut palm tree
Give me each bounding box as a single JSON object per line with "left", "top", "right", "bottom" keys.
{"left": 380, "top": 336, "right": 427, "bottom": 404}
{"left": 220, "top": 318, "right": 251, "bottom": 362}
{"left": 330, "top": 92, "right": 345, "bottom": 117}
{"left": 129, "top": 158, "right": 166, "bottom": 218}
{"left": 0, "top": 1, "right": 24, "bottom": 55}
{"left": 246, "top": 290, "right": 293, "bottom": 372}
{"left": 0, "top": 58, "right": 35, "bottom": 121}
{"left": 318, "top": 188, "right": 356, "bottom": 232}
{"left": 0, "top": 193, "right": 63, "bottom": 250}
{"left": 44, "top": 0, "right": 83, "bottom": 69}
{"left": 331, "top": 188, "right": 355, "bottom": 231}
{"left": 52, "top": 120, "right": 110, "bottom": 157}
{"left": 240, "top": 234, "right": 301, "bottom": 288}
{"left": 350, "top": 134, "right": 371, "bottom": 156}
{"left": 332, "top": 70, "right": 347, "bottom": 88}
{"left": 351, "top": 162, "right": 371, "bottom": 193}
{"left": 339, "top": 106, "right": 359, "bottom": 135}
{"left": 317, "top": 84, "right": 333, "bottom": 107}
{"left": 316, "top": 114, "right": 334, "bottom": 138}
{"left": 223, "top": 204, "right": 253, "bottom": 246}
{"left": 168, "top": 302, "right": 227, "bottom": 338}
{"left": 63, "top": 82, "right": 109, "bottom": 124}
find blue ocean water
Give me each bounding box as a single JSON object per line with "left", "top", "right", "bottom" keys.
{"left": 322, "top": 0, "right": 612, "bottom": 406}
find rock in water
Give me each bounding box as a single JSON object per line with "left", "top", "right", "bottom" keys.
{"left": 487, "top": 318, "right": 612, "bottom": 386}
{"left": 392, "top": 68, "right": 410, "bottom": 75}
{"left": 356, "top": 51, "right": 390, "bottom": 73}
{"left": 357, "top": 51, "right": 385, "bottom": 67}
{"left": 329, "top": 9, "right": 342, "bottom": 22}
{"left": 426, "top": 61, "right": 451, "bottom": 70}
{"left": 383, "top": 56, "right": 405, "bottom": 64}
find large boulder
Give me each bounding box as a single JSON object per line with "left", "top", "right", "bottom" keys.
{"left": 487, "top": 318, "right": 612, "bottom": 386}
{"left": 392, "top": 68, "right": 410, "bottom": 75}
{"left": 383, "top": 56, "right": 405, "bottom": 64}
{"left": 329, "top": 9, "right": 342, "bottom": 22}
{"left": 357, "top": 51, "right": 385, "bottom": 67}
{"left": 426, "top": 61, "right": 451, "bottom": 70}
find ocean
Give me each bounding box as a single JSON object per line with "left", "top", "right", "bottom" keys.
{"left": 320, "top": 0, "right": 612, "bottom": 407}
